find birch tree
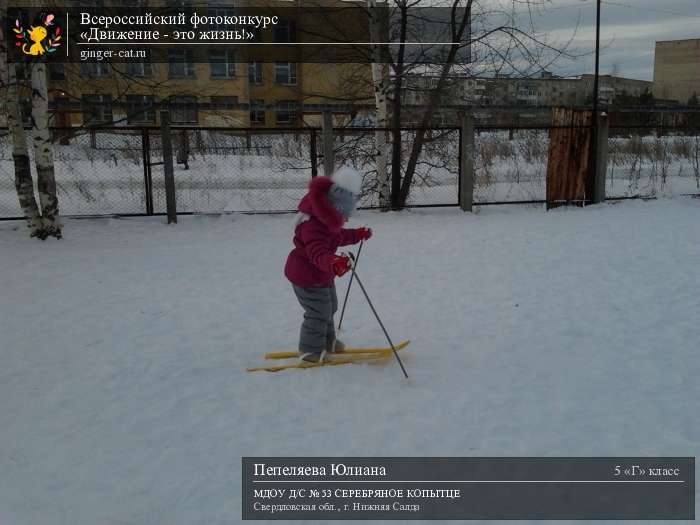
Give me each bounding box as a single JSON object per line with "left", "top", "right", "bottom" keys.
{"left": 368, "top": 0, "right": 391, "bottom": 208}
{"left": 0, "top": 13, "right": 43, "bottom": 236}
{"left": 30, "top": 61, "right": 62, "bottom": 238}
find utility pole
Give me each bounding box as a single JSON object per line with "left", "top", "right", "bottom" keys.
{"left": 592, "top": 0, "right": 601, "bottom": 120}
{"left": 590, "top": 0, "right": 602, "bottom": 204}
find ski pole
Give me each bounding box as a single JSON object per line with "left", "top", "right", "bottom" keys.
{"left": 338, "top": 240, "right": 363, "bottom": 331}
{"left": 347, "top": 253, "right": 408, "bottom": 379}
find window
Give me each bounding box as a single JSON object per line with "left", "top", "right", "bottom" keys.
{"left": 249, "top": 60, "right": 263, "bottom": 84}
{"left": 53, "top": 96, "right": 72, "bottom": 127}
{"left": 169, "top": 95, "right": 198, "bottom": 123}
{"left": 49, "top": 63, "right": 65, "bottom": 80}
{"left": 167, "top": 0, "right": 192, "bottom": 13}
{"left": 210, "top": 96, "right": 238, "bottom": 110}
{"left": 250, "top": 99, "right": 265, "bottom": 124}
{"left": 168, "top": 50, "right": 195, "bottom": 78}
{"left": 13, "top": 63, "right": 28, "bottom": 80}
{"left": 249, "top": 27, "right": 263, "bottom": 42}
{"left": 20, "top": 98, "right": 32, "bottom": 125}
{"left": 209, "top": 50, "right": 236, "bottom": 78}
{"left": 209, "top": 6, "right": 235, "bottom": 19}
{"left": 175, "top": 0, "right": 193, "bottom": 9}
{"left": 126, "top": 61, "right": 152, "bottom": 77}
{"left": 53, "top": 96, "right": 70, "bottom": 110}
{"left": 273, "top": 19, "right": 296, "bottom": 43}
{"left": 126, "top": 95, "right": 156, "bottom": 123}
{"left": 275, "top": 100, "right": 298, "bottom": 124}
{"left": 274, "top": 62, "right": 297, "bottom": 85}
{"left": 80, "top": 62, "right": 110, "bottom": 77}
{"left": 82, "top": 94, "right": 113, "bottom": 124}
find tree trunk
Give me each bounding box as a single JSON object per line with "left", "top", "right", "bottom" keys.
{"left": 31, "top": 62, "right": 62, "bottom": 239}
{"left": 396, "top": 1, "right": 472, "bottom": 208}
{"left": 398, "top": 66, "right": 453, "bottom": 207}
{"left": 389, "top": 3, "right": 408, "bottom": 210}
{"left": 0, "top": 19, "right": 42, "bottom": 235}
{"left": 368, "top": 0, "right": 390, "bottom": 208}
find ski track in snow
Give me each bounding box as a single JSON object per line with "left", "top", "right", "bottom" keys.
{"left": 0, "top": 199, "right": 698, "bottom": 525}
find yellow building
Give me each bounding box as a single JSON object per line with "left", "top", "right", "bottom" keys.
{"left": 45, "top": 0, "right": 373, "bottom": 127}
{"left": 653, "top": 38, "right": 700, "bottom": 103}
{"left": 49, "top": 58, "right": 250, "bottom": 127}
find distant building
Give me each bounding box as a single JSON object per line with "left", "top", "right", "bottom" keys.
{"left": 402, "top": 72, "right": 652, "bottom": 125}
{"left": 579, "top": 74, "right": 652, "bottom": 106}
{"left": 653, "top": 38, "right": 700, "bottom": 104}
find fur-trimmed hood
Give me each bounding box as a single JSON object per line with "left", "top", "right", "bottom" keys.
{"left": 297, "top": 176, "right": 345, "bottom": 232}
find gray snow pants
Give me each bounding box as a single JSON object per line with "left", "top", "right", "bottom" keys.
{"left": 292, "top": 284, "right": 338, "bottom": 354}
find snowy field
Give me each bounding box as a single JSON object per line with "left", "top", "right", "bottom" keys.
{"left": 1, "top": 198, "right": 698, "bottom": 525}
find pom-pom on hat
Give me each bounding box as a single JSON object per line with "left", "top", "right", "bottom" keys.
{"left": 331, "top": 166, "right": 363, "bottom": 195}
{"left": 327, "top": 166, "right": 362, "bottom": 219}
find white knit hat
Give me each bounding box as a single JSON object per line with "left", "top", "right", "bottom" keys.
{"left": 328, "top": 166, "right": 362, "bottom": 218}
{"left": 331, "top": 166, "right": 363, "bottom": 196}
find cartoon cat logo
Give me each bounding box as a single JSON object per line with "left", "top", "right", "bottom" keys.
{"left": 13, "top": 13, "right": 61, "bottom": 56}
{"left": 24, "top": 25, "right": 48, "bottom": 55}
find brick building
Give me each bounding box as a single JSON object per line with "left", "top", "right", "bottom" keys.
{"left": 653, "top": 38, "right": 700, "bottom": 104}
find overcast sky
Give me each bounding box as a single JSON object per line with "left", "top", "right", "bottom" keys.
{"left": 501, "top": 0, "right": 700, "bottom": 81}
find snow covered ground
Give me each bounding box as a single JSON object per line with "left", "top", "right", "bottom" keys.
{"left": 0, "top": 198, "right": 698, "bottom": 525}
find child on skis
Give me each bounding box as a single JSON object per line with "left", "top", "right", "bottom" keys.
{"left": 284, "top": 167, "right": 372, "bottom": 363}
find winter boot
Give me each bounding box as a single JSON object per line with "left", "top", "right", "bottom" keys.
{"left": 327, "top": 339, "right": 345, "bottom": 353}
{"left": 300, "top": 350, "right": 328, "bottom": 363}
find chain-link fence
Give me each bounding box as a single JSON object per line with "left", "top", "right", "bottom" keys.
{"left": 2, "top": 124, "right": 699, "bottom": 219}
{"left": 146, "top": 128, "right": 315, "bottom": 214}
{"left": 0, "top": 126, "right": 464, "bottom": 218}
{"left": 473, "top": 128, "right": 548, "bottom": 204}
{"left": 0, "top": 127, "right": 317, "bottom": 217}
{"left": 0, "top": 128, "right": 149, "bottom": 217}
{"left": 331, "top": 127, "right": 460, "bottom": 208}
{"left": 607, "top": 129, "right": 700, "bottom": 198}
{"left": 472, "top": 126, "right": 700, "bottom": 203}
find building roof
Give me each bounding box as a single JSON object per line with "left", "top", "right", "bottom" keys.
{"left": 655, "top": 38, "right": 700, "bottom": 45}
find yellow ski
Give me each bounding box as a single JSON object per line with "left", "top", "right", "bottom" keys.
{"left": 263, "top": 340, "right": 410, "bottom": 360}
{"left": 247, "top": 352, "right": 394, "bottom": 373}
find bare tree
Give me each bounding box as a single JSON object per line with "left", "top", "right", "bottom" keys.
{"left": 387, "top": 0, "right": 575, "bottom": 208}
{"left": 304, "top": 0, "right": 576, "bottom": 208}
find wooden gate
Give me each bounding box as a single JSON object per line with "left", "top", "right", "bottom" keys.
{"left": 546, "top": 108, "right": 594, "bottom": 209}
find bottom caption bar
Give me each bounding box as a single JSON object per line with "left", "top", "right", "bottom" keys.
{"left": 242, "top": 457, "right": 694, "bottom": 520}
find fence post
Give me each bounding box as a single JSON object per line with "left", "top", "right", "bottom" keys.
{"left": 459, "top": 112, "right": 474, "bottom": 212}
{"left": 310, "top": 128, "right": 318, "bottom": 178}
{"left": 141, "top": 128, "right": 154, "bottom": 215}
{"left": 322, "top": 110, "right": 334, "bottom": 176}
{"left": 593, "top": 112, "right": 608, "bottom": 204}
{"left": 160, "top": 110, "right": 177, "bottom": 224}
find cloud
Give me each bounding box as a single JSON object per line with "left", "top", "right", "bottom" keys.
{"left": 477, "top": 0, "right": 700, "bottom": 80}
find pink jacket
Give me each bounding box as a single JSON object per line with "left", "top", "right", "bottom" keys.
{"left": 284, "top": 177, "right": 362, "bottom": 288}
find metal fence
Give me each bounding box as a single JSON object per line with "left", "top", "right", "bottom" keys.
{"left": 1, "top": 124, "right": 699, "bottom": 219}
{"left": 0, "top": 126, "right": 464, "bottom": 218}
{"left": 606, "top": 128, "right": 700, "bottom": 199}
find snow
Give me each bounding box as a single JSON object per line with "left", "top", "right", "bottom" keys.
{"left": 0, "top": 198, "right": 698, "bottom": 525}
